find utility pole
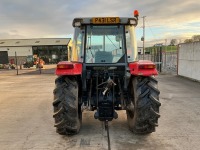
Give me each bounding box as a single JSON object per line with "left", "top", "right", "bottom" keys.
{"left": 142, "top": 16, "right": 146, "bottom": 60}
{"left": 164, "top": 39, "right": 167, "bottom": 68}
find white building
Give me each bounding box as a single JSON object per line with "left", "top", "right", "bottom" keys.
{"left": 137, "top": 47, "right": 143, "bottom": 54}
{"left": 0, "top": 38, "right": 72, "bottom": 64}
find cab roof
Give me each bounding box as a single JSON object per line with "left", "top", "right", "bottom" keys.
{"left": 72, "top": 17, "right": 138, "bottom": 27}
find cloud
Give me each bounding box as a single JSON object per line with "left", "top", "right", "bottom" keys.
{"left": 0, "top": 32, "right": 25, "bottom": 39}
{"left": 0, "top": 0, "right": 199, "bottom": 45}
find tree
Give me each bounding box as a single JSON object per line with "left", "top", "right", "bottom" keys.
{"left": 192, "top": 35, "right": 200, "bottom": 42}
{"left": 170, "top": 39, "right": 177, "bottom": 46}
{"left": 184, "top": 35, "right": 200, "bottom": 43}
{"left": 184, "top": 39, "right": 193, "bottom": 43}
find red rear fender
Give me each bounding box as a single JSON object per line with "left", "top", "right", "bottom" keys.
{"left": 129, "top": 60, "right": 158, "bottom": 76}
{"left": 55, "top": 61, "right": 82, "bottom": 76}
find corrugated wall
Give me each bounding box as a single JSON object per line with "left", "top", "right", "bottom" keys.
{"left": 0, "top": 46, "right": 32, "bottom": 56}
{"left": 178, "top": 42, "right": 200, "bottom": 81}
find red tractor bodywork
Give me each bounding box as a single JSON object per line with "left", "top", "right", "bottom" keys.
{"left": 56, "top": 60, "right": 158, "bottom": 77}
{"left": 55, "top": 61, "right": 82, "bottom": 75}
{"left": 129, "top": 60, "right": 158, "bottom": 76}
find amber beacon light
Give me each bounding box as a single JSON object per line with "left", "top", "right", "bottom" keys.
{"left": 134, "top": 10, "right": 139, "bottom": 19}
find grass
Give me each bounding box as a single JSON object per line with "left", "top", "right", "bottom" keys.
{"left": 145, "top": 45, "right": 177, "bottom": 53}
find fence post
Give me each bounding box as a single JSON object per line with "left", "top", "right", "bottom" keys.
{"left": 39, "top": 57, "right": 41, "bottom": 74}
{"left": 159, "top": 46, "right": 162, "bottom": 72}
{"left": 177, "top": 45, "right": 179, "bottom": 75}
{"left": 155, "top": 47, "right": 159, "bottom": 71}
{"left": 15, "top": 51, "right": 18, "bottom": 75}
{"left": 164, "top": 51, "right": 166, "bottom": 69}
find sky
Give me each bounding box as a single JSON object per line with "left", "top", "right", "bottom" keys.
{"left": 0, "top": 0, "right": 200, "bottom": 46}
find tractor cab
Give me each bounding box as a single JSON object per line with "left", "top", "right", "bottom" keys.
{"left": 70, "top": 17, "right": 138, "bottom": 64}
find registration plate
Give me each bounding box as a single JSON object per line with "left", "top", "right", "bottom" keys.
{"left": 92, "top": 17, "right": 120, "bottom": 24}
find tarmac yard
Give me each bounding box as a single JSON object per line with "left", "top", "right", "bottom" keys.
{"left": 0, "top": 71, "right": 200, "bottom": 150}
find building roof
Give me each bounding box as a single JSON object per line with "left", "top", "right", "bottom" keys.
{"left": 0, "top": 38, "right": 71, "bottom": 47}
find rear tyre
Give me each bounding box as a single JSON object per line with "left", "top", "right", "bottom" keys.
{"left": 53, "top": 76, "right": 82, "bottom": 135}
{"left": 127, "top": 76, "right": 160, "bottom": 134}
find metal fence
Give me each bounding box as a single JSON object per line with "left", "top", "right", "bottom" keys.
{"left": 1, "top": 50, "right": 178, "bottom": 75}
{"left": 162, "top": 52, "right": 177, "bottom": 74}
{"left": 138, "top": 50, "right": 178, "bottom": 74}
{"left": 0, "top": 64, "right": 56, "bottom": 75}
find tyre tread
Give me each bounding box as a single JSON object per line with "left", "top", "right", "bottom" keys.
{"left": 52, "top": 76, "right": 81, "bottom": 135}
{"left": 127, "top": 76, "right": 160, "bottom": 134}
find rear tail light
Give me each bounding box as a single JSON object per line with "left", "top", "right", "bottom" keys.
{"left": 57, "top": 64, "right": 74, "bottom": 69}
{"left": 139, "top": 64, "right": 156, "bottom": 69}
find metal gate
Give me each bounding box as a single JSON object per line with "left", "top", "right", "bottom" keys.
{"left": 138, "top": 47, "right": 178, "bottom": 74}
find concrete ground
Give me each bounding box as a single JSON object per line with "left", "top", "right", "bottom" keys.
{"left": 0, "top": 70, "right": 200, "bottom": 150}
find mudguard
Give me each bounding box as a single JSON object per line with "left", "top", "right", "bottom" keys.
{"left": 129, "top": 60, "right": 158, "bottom": 76}
{"left": 55, "top": 61, "right": 82, "bottom": 76}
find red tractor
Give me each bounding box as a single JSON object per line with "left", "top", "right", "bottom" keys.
{"left": 53, "top": 11, "right": 160, "bottom": 135}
